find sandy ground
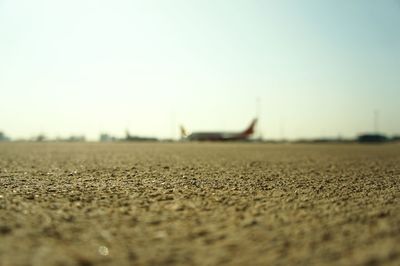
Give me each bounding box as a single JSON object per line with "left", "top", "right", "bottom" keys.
{"left": 0, "top": 143, "right": 400, "bottom": 266}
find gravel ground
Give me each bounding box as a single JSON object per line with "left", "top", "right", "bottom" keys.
{"left": 0, "top": 142, "right": 400, "bottom": 266}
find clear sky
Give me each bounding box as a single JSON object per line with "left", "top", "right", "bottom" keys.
{"left": 1, "top": 0, "right": 399, "bottom": 140}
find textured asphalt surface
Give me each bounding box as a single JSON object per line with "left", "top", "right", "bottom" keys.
{"left": 0, "top": 143, "right": 400, "bottom": 266}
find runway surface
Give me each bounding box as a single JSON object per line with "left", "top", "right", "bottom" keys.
{"left": 1, "top": 143, "right": 399, "bottom": 265}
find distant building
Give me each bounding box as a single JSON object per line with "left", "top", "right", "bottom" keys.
{"left": 392, "top": 135, "right": 400, "bottom": 142}
{"left": 66, "top": 135, "right": 86, "bottom": 142}
{"left": 357, "top": 134, "right": 388, "bottom": 143}
{"left": 35, "top": 134, "right": 46, "bottom": 142}
{"left": 125, "top": 131, "right": 158, "bottom": 142}
{"left": 100, "top": 133, "right": 117, "bottom": 142}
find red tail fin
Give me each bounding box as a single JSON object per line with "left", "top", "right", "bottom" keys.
{"left": 242, "top": 118, "right": 257, "bottom": 136}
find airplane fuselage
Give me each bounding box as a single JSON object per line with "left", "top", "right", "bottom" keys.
{"left": 187, "top": 132, "right": 250, "bottom": 141}
{"left": 181, "top": 118, "right": 257, "bottom": 141}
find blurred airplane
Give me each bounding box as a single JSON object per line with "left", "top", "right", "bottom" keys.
{"left": 180, "top": 119, "right": 257, "bottom": 141}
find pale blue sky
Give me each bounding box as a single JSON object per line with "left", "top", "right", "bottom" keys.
{"left": 1, "top": 0, "right": 399, "bottom": 140}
